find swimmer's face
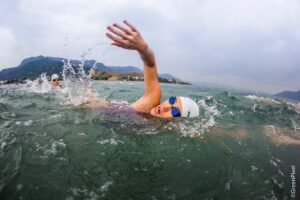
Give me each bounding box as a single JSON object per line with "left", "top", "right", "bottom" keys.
{"left": 150, "top": 96, "right": 182, "bottom": 118}
{"left": 51, "top": 79, "right": 59, "bottom": 86}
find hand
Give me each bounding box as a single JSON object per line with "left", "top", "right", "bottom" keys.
{"left": 106, "top": 20, "right": 148, "bottom": 53}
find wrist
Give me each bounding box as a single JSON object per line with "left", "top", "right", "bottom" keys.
{"left": 139, "top": 47, "right": 156, "bottom": 67}
{"left": 137, "top": 43, "right": 149, "bottom": 54}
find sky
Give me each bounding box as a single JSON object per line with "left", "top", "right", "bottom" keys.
{"left": 0, "top": 0, "right": 300, "bottom": 93}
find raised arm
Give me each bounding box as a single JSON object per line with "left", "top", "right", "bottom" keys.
{"left": 106, "top": 20, "right": 161, "bottom": 113}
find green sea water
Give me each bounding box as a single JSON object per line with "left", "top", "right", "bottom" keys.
{"left": 0, "top": 81, "right": 299, "bottom": 200}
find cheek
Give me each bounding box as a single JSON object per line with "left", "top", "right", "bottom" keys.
{"left": 161, "top": 110, "right": 172, "bottom": 118}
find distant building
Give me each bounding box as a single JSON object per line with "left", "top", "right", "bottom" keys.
{"left": 108, "top": 76, "right": 118, "bottom": 81}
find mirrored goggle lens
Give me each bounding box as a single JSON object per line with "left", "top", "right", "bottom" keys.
{"left": 169, "top": 96, "right": 176, "bottom": 105}
{"left": 171, "top": 107, "right": 181, "bottom": 117}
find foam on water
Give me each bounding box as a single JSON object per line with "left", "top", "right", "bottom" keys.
{"left": 251, "top": 165, "right": 258, "bottom": 171}
{"left": 23, "top": 120, "right": 33, "bottom": 126}
{"left": 245, "top": 94, "right": 300, "bottom": 116}
{"left": 165, "top": 96, "right": 221, "bottom": 137}
{"left": 97, "top": 138, "right": 124, "bottom": 145}
{"left": 24, "top": 73, "right": 52, "bottom": 94}
{"left": 99, "top": 181, "right": 113, "bottom": 192}
{"left": 48, "top": 114, "right": 62, "bottom": 119}
{"left": 35, "top": 139, "right": 66, "bottom": 158}
{"left": 291, "top": 119, "right": 300, "bottom": 131}
{"left": 286, "top": 101, "right": 300, "bottom": 113}
{"left": 245, "top": 95, "right": 281, "bottom": 104}
{"left": 68, "top": 181, "right": 113, "bottom": 199}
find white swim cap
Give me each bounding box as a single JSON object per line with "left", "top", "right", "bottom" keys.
{"left": 178, "top": 96, "right": 199, "bottom": 118}
{"left": 51, "top": 74, "right": 59, "bottom": 80}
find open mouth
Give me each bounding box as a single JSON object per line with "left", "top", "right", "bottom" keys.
{"left": 156, "top": 106, "right": 161, "bottom": 115}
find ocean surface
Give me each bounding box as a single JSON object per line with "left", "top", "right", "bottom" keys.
{"left": 0, "top": 81, "right": 300, "bottom": 200}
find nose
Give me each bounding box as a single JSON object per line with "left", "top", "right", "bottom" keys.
{"left": 163, "top": 105, "right": 171, "bottom": 112}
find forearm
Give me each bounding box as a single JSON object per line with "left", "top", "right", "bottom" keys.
{"left": 138, "top": 45, "right": 156, "bottom": 67}
{"left": 137, "top": 45, "right": 159, "bottom": 97}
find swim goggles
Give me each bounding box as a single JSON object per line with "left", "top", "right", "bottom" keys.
{"left": 169, "top": 96, "right": 181, "bottom": 117}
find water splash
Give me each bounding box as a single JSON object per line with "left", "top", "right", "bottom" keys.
{"left": 61, "top": 58, "right": 96, "bottom": 106}
{"left": 245, "top": 95, "right": 281, "bottom": 104}
{"left": 24, "top": 73, "right": 52, "bottom": 94}
{"left": 162, "top": 96, "right": 221, "bottom": 137}
{"left": 20, "top": 56, "right": 99, "bottom": 106}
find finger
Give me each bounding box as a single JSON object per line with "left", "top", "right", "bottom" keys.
{"left": 106, "top": 33, "right": 126, "bottom": 45}
{"left": 111, "top": 42, "right": 127, "bottom": 48}
{"left": 123, "top": 20, "right": 138, "bottom": 32}
{"left": 113, "top": 23, "right": 132, "bottom": 35}
{"left": 111, "top": 42, "right": 124, "bottom": 48}
{"left": 107, "top": 26, "right": 130, "bottom": 40}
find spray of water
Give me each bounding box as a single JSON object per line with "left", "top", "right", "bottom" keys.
{"left": 24, "top": 73, "right": 52, "bottom": 94}
{"left": 22, "top": 34, "right": 127, "bottom": 106}
{"left": 62, "top": 58, "right": 96, "bottom": 105}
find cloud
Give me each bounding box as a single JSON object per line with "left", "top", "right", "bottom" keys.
{"left": 0, "top": 0, "right": 299, "bottom": 93}
{"left": 0, "top": 26, "right": 19, "bottom": 67}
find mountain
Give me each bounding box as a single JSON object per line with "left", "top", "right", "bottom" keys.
{"left": 159, "top": 73, "right": 183, "bottom": 82}
{"left": 0, "top": 55, "right": 184, "bottom": 83}
{"left": 275, "top": 90, "right": 300, "bottom": 101}
{"left": 19, "top": 55, "right": 63, "bottom": 66}
{"left": 0, "top": 56, "right": 64, "bottom": 80}
{"left": 107, "top": 66, "right": 143, "bottom": 73}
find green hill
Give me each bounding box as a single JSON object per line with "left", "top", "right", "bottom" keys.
{"left": 0, "top": 55, "right": 189, "bottom": 85}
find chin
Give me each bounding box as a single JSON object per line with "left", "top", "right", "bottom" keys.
{"left": 150, "top": 108, "right": 156, "bottom": 116}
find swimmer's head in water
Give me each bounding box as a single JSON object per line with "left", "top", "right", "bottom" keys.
{"left": 51, "top": 74, "right": 60, "bottom": 86}
{"left": 150, "top": 96, "right": 199, "bottom": 118}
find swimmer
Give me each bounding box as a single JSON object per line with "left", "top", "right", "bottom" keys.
{"left": 87, "top": 20, "right": 199, "bottom": 118}
{"left": 50, "top": 74, "right": 64, "bottom": 88}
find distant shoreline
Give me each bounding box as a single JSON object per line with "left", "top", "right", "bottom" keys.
{"left": 0, "top": 78, "right": 191, "bottom": 86}
{"left": 0, "top": 55, "right": 189, "bottom": 85}
{"left": 91, "top": 70, "right": 191, "bottom": 85}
